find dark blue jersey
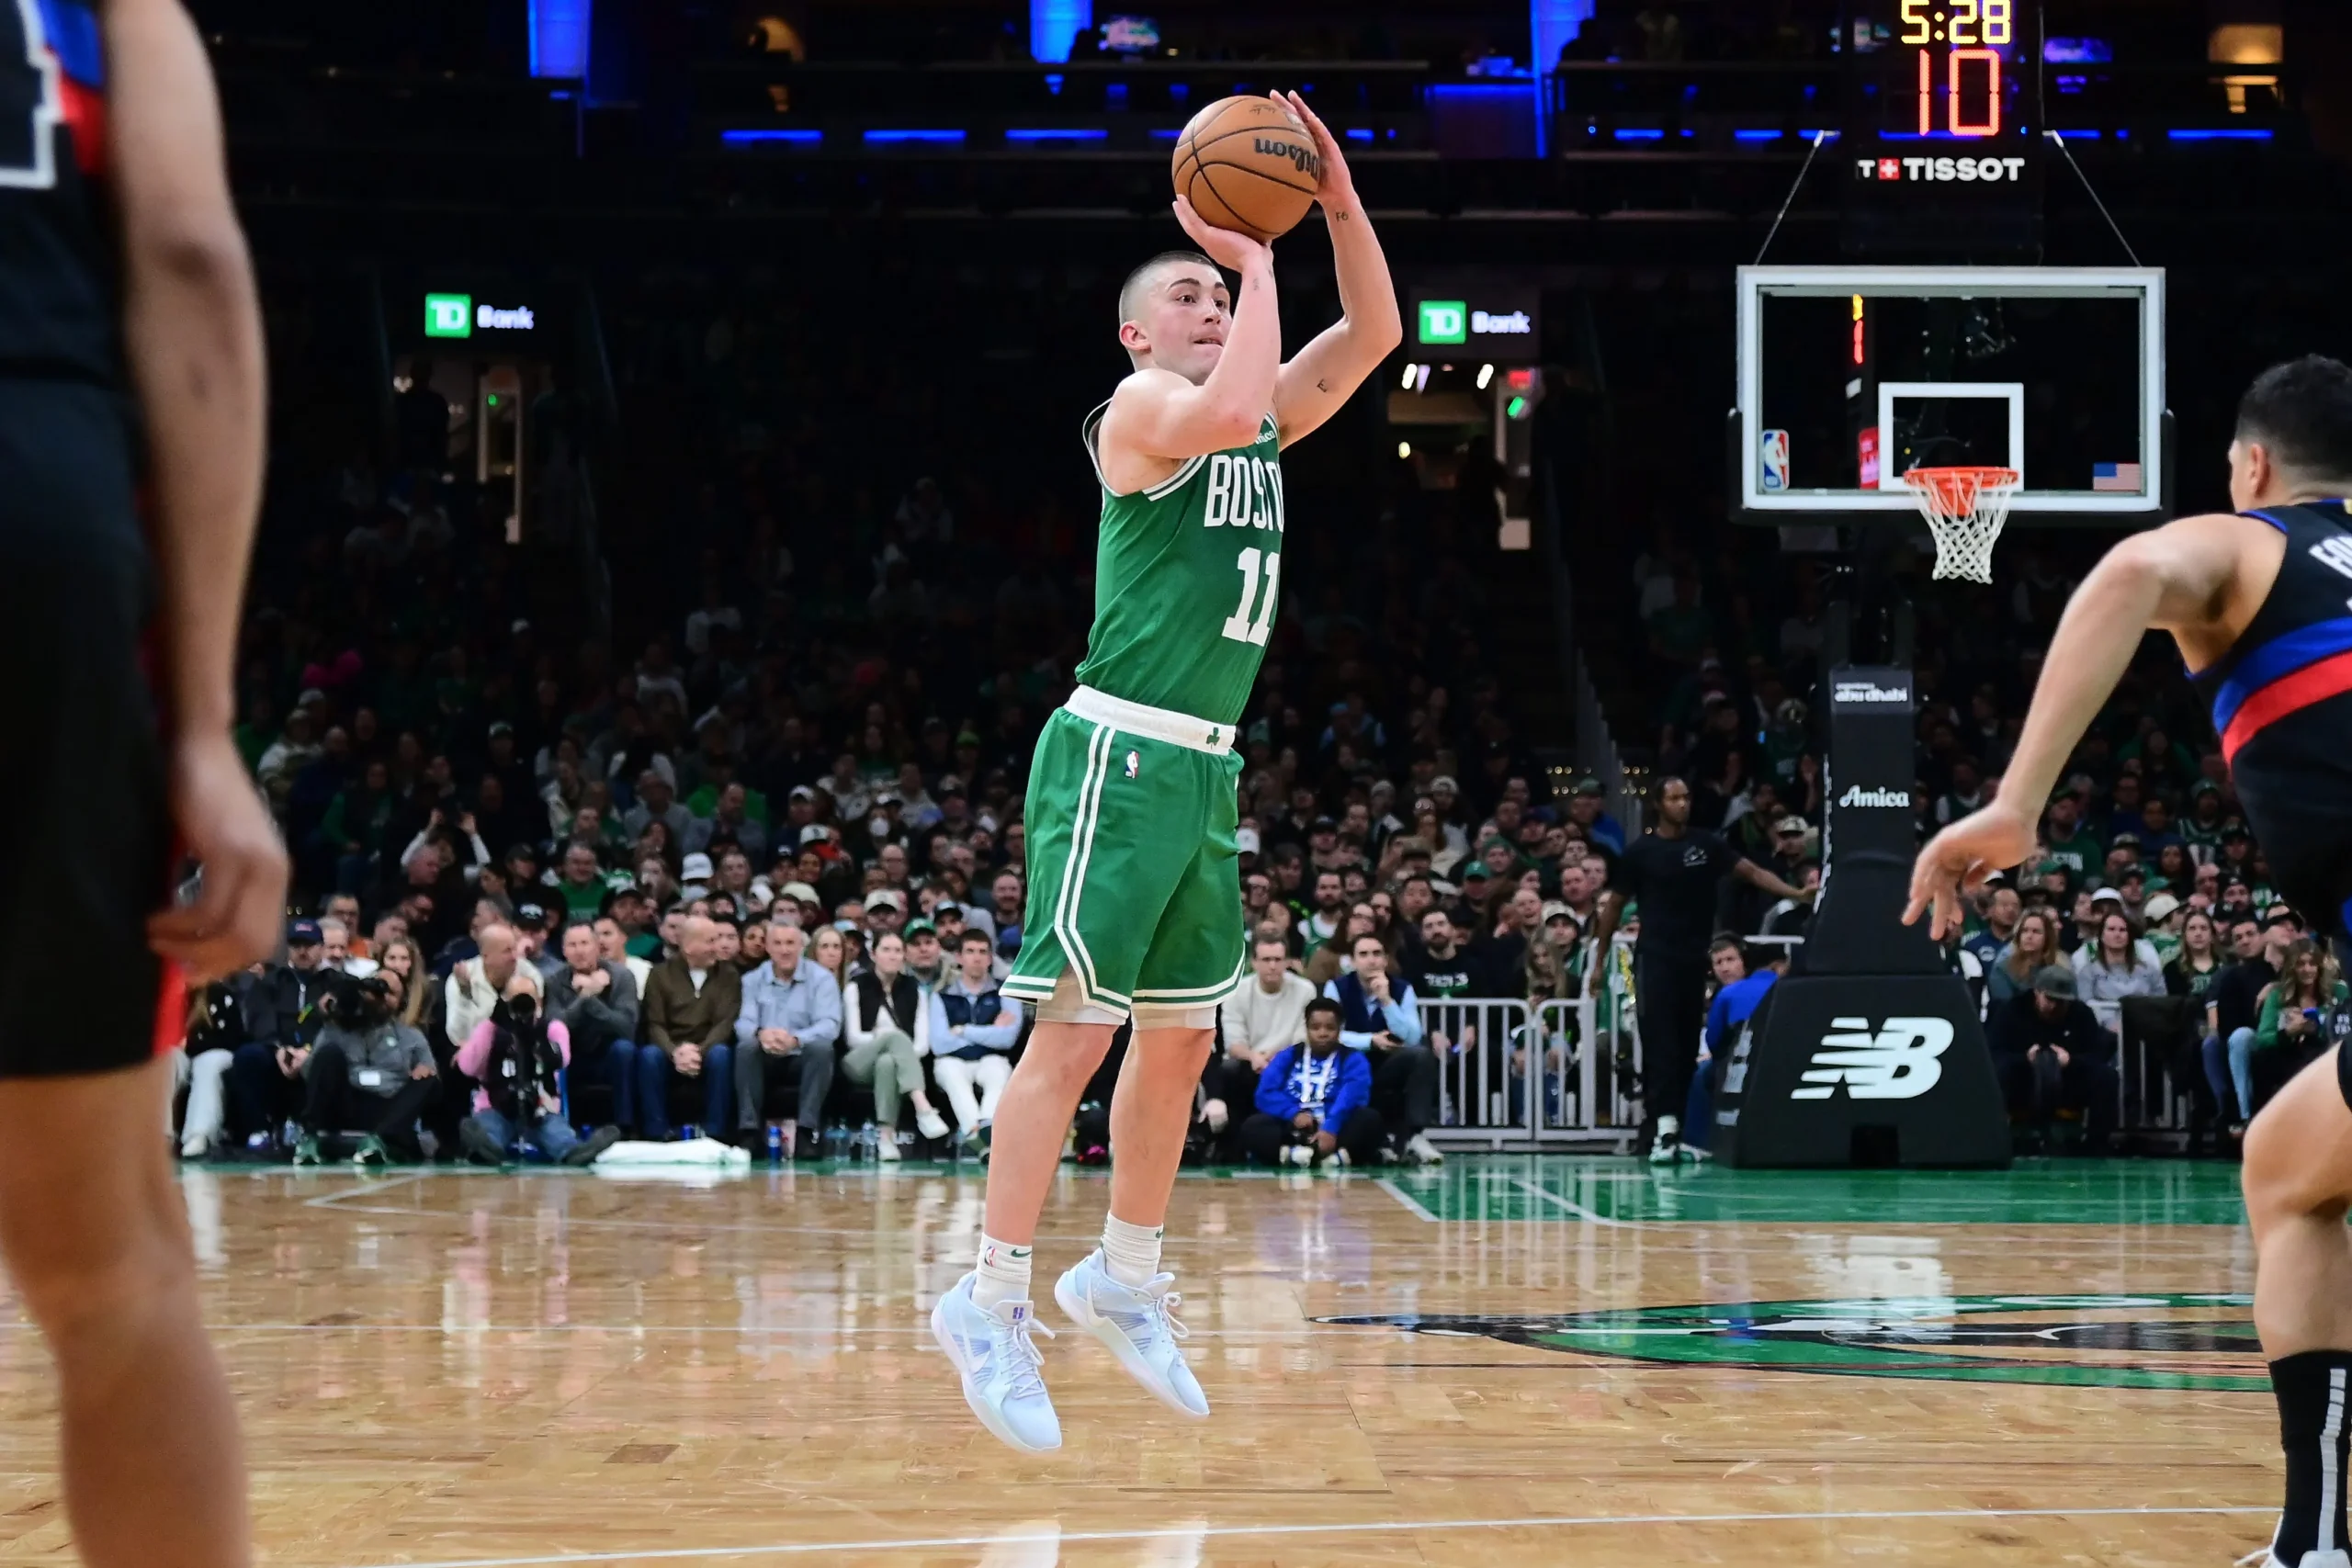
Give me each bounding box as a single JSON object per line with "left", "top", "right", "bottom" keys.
{"left": 2188, "top": 500, "right": 2352, "bottom": 933}
{"left": 0, "top": 0, "right": 120, "bottom": 389}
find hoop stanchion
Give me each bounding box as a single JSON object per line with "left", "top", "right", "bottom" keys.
{"left": 1902, "top": 466, "right": 2021, "bottom": 584}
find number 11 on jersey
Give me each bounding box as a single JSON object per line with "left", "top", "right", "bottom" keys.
{"left": 1220, "top": 547, "right": 1280, "bottom": 646}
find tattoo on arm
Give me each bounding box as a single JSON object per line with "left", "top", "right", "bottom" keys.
{"left": 1317, "top": 378, "right": 1331, "bottom": 392}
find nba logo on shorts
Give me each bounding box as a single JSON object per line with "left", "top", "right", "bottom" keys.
{"left": 1760, "top": 428, "right": 1792, "bottom": 492}
{"left": 1125, "top": 750, "right": 1140, "bottom": 779}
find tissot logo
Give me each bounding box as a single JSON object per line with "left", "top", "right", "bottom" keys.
{"left": 1838, "top": 784, "right": 1909, "bottom": 808}
{"left": 1792, "top": 1016, "right": 1953, "bottom": 1100}
{"left": 1831, "top": 681, "right": 1910, "bottom": 705}
{"left": 1856, "top": 155, "right": 2028, "bottom": 184}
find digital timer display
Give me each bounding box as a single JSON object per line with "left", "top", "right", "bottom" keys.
{"left": 1888, "top": 0, "right": 2021, "bottom": 136}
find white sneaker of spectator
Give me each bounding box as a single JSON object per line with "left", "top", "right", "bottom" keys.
{"left": 1054, "top": 1249, "right": 1208, "bottom": 1419}
{"left": 915, "top": 1107, "right": 951, "bottom": 1141}
{"left": 1404, "top": 1133, "right": 1444, "bottom": 1166}
{"left": 1649, "top": 1114, "right": 1684, "bottom": 1166}
{"left": 931, "top": 1272, "right": 1061, "bottom": 1453}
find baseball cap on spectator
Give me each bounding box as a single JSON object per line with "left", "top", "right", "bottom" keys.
{"left": 867, "top": 889, "right": 905, "bottom": 913}
{"left": 1574, "top": 777, "right": 1604, "bottom": 796}
{"left": 903, "top": 919, "right": 936, "bottom": 940}
{"left": 1235, "top": 826, "right": 1261, "bottom": 855}
{"left": 1463, "top": 863, "right": 1490, "bottom": 882}
{"left": 2143, "top": 892, "right": 2183, "bottom": 924}
{"left": 1774, "top": 815, "right": 1807, "bottom": 835}
{"left": 680, "top": 852, "right": 715, "bottom": 884}
{"left": 2190, "top": 779, "right": 2222, "bottom": 798}
{"left": 1311, "top": 816, "right": 1337, "bottom": 835}
{"left": 2088, "top": 887, "right": 2126, "bottom": 908}
{"left": 875, "top": 789, "right": 900, "bottom": 807}
{"left": 287, "top": 919, "right": 322, "bottom": 946}
{"left": 1540, "top": 902, "right": 1577, "bottom": 928}
{"left": 488, "top": 720, "right": 514, "bottom": 738}
{"left": 513, "top": 902, "right": 548, "bottom": 931}
{"left": 789, "top": 784, "right": 817, "bottom": 803}
{"left": 1431, "top": 775, "right": 1459, "bottom": 795}
{"left": 956, "top": 728, "right": 982, "bottom": 747}
{"left": 2031, "top": 964, "right": 2077, "bottom": 1000}
{"left": 2110, "top": 830, "right": 2142, "bottom": 851}
{"left": 777, "top": 881, "right": 820, "bottom": 907}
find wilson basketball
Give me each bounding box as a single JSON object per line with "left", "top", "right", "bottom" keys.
{"left": 1170, "top": 96, "right": 1321, "bottom": 243}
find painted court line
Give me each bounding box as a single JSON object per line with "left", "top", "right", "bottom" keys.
{"left": 325, "top": 1504, "right": 2273, "bottom": 1568}
{"left": 1374, "top": 1178, "right": 1439, "bottom": 1221}
{"left": 1503, "top": 1175, "right": 1634, "bottom": 1227}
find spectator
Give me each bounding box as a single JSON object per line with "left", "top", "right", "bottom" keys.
{"left": 1242, "top": 999, "right": 1381, "bottom": 1168}
{"left": 930, "top": 928, "right": 1021, "bottom": 1151}
{"left": 638, "top": 915, "right": 741, "bottom": 1139}
{"left": 547, "top": 919, "right": 642, "bottom": 1135}
{"left": 2250, "top": 940, "right": 2351, "bottom": 1115}
{"left": 595, "top": 914, "right": 654, "bottom": 993}
{"left": 550, "top": 841, "right": 623, "bottom": 921}
{"left": 840, "top": 930, "right": 952, "bottom": 1160}
{"left": 1304, "top": 901, "right": 1376, "bottom": 988}
{"left": 625, "top": 769, "right": 695, "bottom": 846}
{"left": 456, "top": 989, "right": 622, "bottom": 1166}
{"left": 1962, "top": 882, "right": 2021, "bottom": 971}
{"left": 1324, "top": 932, "right": 1441, "bottom": 1165}
{"left": 1987, "top": 908, "right": 2062, "bottom": 1009}
{"left": 226, "top": 919, "right": 339, "bottom": 1148}
{"left": 1686, "top": 938, "right": 1785, "bottom": 1154}
{"left": 2209, "top": 914, "right": 2282, "bottom": 1134}
{"left": 1218, "top": 929, "right": 1317, "bottom": 1122}
{"left": 1566, "top": 776, "right": 1624, "bottom": 856}
{"left": 175, "top": 980, "right": 248, "bottom": 1160}
{"left": 2071, "top": 909, "right": 2167, "bottom": 1015}
{"left": 687, "top": 780, "right": 770, "bottom": 863}
{"left": 290, "top": 973, "right": 438, "bottom": 1167}
{"left": 732, "top": 919, "right": 842, "bottom": 1157}
{"left": 1985, "top": 965, "right": 2118, "bottom": 1153}
{"left": 1297, "top": 870, "right": 1346, "bottom": 951}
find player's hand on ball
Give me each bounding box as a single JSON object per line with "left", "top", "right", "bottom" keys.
{"left": 149, "top": 730, "right": 291, "bottom": 984}
{"left": 1278, "top": 91, "right": 1355, "bottom": 206}
{"left": 1172, "top": 195, "right": 1271, "bottom": 272}
{"left": 1904, "top": 807, "right": 2034, "bottom": 941}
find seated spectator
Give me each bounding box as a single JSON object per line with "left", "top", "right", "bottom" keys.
{"left": 456, "top": 989, "right": 622, "bottom": 1166}
{"left": 2071, "top": 908, "right": 2166, "bottom": 1030}
{"left": 1221, "top": 927, "right": 1317, "bottom": 1100}
{"left": 637, "top": 915, "right": 741, "bottom": 1139}
{"left": 1986, "top": 965, "right": 2118, "bottom": 1152}
{"left": 1304, "top": 900, "right": 1376, "bottom": 988}
{"left": 2251, "top": 939, "right": 2352, "bottom": 1115}
{"left": 1987, "top": 908, "right": 2062, "bottom": 1009}
{"left": 1685, "top": 938, "right": 1784, "bottom": 1154}
{"left": 841, "top": 930, "right": 952, "bottom": 1161}
{"left": 1242, "top": 998, "right": 1381, "bottom": 1168}
{"left": 175, "top": 978, "right": 248, "bottom": 1160}
{"left": 547, "top": 919, "right": 642, "bottom": 1135}
{"left": 732, "top": 919, "right": 842, "bottom": 1157}
{"left": 291, "top": 973, "right": 438, "bottom": 1166}
{"left": 930, "top": 929, "right": 1021, "bottom": 1153}
{"left": 226, "top": 919, "right": 338, "bottom": 1152}
{"left": 1324, "top": 932, "right": 1442, "bottom": 1165}
{"left": 2207, "top": 913, "right": 2279, "bottom": 1133}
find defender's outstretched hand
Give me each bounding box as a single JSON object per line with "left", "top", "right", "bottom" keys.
{"left": 1903, "top": 807, "right": 2035, "bottom": 942}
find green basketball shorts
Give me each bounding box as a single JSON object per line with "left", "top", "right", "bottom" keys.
{"left": 1003, "top": 687, "right": 1247, "bottom": 1025}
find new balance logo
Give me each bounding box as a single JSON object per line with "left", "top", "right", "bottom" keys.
{"left": 1838, "top": 784, "right": 1910, "bottom": 807}
{"left": 1791, "top": 1016, "right": 1953, "bottom": 1100}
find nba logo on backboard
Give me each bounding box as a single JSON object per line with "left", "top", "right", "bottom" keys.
{"left": 1760, "top": 428, "right": 1791, "bottom": 491}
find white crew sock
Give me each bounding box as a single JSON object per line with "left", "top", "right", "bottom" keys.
{"left": 1102, "top": 1213, "right": 1164, "bottom": 1288}
{"left": 972, "top": 1233, "right": 1034, "bottom": 1310}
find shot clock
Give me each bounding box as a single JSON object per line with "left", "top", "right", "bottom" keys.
{"left": 1841, "top": 1, "right": 2044, "bottom": 255}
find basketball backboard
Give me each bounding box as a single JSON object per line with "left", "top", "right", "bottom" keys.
{"left": 1732, "top": 266, "right": 2169, "bottom": 528}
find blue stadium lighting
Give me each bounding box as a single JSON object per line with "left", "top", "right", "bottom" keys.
{"left": 527, "top": 0, "right": 591, "bottom": 80}
{"left": 865, "top": 130, "right": 967, "bottom": 144}
{"left": 2169, "top": 128, "right": 2273, "bottom": 141}
{"left": 2052, "top": 129, "right": 2101, "bottom": 139}
{"left": 1029, "top": 0, "right": 1092, "bottom": 63}
{"left": 1612, "top": 128, "right": 1665, "bottom": 141}
{"left": 723, "top": 130, "right": 822, "bottom": 145}
{"left": 1005, "top": 128, "right": 1108, "bottom": 141}
{"left": 1345, "top": 129, "right": 1372, "bottom": 142}
{"left": 1734, "top": 130, "right": 1785, "bottom": 142}
{"left": 1149, "top": 129, "right": 1182, "bottom": 141}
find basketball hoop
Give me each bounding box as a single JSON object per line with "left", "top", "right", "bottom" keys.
{"left": 1902, "top": 466, "right": 2021, "bottom": 585}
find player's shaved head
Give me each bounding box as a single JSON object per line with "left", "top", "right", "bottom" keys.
{"left": 1117, "top": 250, "right": 1222, "bottom": 332}
{"left": 2237, "top": 355, "right": 2352, "bottom": 486}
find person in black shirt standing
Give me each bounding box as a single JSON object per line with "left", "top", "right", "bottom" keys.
{"left": 1587, "top": 776, "right": 1808, "bottom": 1163}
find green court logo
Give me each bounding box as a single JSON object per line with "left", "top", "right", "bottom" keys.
{"left": 1418, "top": 299, "right": 1466, "bottom": 345}
{"left": 424, "top": 293, "right": 473, "bottom": 339}
{"left": 1321, "top": 1293, "right": 2267, "bottom": 1390}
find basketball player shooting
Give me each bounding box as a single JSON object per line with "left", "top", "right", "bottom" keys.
{"left": 931, "top": 91, "right": 1400, "bottom": 1454}
{"left": 1905, "top": 356, "right": 2352, "bottom": 1568}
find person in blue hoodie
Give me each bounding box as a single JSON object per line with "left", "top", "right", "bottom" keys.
{"left": 1681, "top": 937, "right": 1784, "bottom": 1158}
{"left": 1242, "top": 999, "right": 1383, "bottom": 1168}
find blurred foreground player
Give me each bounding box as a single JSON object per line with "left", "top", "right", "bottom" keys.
{"left": 1906, "top": 356, "right": 2352, "bottom": 1568}
{"left": 0, "top": 2, "right": 282, "bottom": 1565}
{"left": 930, "top": 93, "right": 1400, "bottom": 1454}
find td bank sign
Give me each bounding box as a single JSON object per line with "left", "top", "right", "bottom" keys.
{"left": 1410, "top": 288, "right": 1540, "bottom": 355}
{"left": 424, "top": 293, "right": 538, "bottom": 339}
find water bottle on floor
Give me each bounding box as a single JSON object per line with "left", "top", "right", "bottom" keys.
{"left": 766, "top": 1124, "right": 784, "bottom": 1166}
{"left": 857, "top": 1120, "right": 876, "bottom": 1162}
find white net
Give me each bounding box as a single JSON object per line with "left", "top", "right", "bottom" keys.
{"left": 1902, "top": 466, "right": 2021, "bottom": 585}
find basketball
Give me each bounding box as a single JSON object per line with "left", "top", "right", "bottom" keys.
{"left": 1170, "top": 95, "right": 1321, "bottom": 243}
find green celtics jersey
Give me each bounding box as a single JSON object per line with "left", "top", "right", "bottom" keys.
{"left": 1074, "top": 402, "right": 1284, "bottom": 728}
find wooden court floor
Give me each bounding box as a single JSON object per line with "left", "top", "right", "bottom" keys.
{"left": 0, "top": 1156, "right": 2284, "bottom": 1566}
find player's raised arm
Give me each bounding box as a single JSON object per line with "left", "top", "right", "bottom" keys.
{"left": 106, "top": 0, "right": 287, "bottom": 979}
{"left": 1271, "top": 91, "right": 1401, "bottom": 447}
{"left": 1905, "top": 511, "right": 2253, "bottom": 937}
{"left": 1102, "top": 201, "right": 1284, "bottom": 464}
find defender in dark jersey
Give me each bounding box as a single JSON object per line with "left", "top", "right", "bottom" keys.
{"left": 0, "top": 3, "right": 283, "bottom": 1566}
{"left": 1906, "top": 356, "right": 2352, "bottom": 1568}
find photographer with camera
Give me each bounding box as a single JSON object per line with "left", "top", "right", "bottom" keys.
{"left": 291, "top": 970, "right": 439, "bottom": 1166}
{"left": 455, "top": 984, "right": 622, "bottom": 1166}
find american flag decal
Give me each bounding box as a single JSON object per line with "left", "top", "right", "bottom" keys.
{"left": 2092, "top": 462, "right": 2143, "bottom": 492}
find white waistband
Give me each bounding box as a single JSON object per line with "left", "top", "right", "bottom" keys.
{"left": 1064, "top": 686, "right": 1235, "bottom": 755}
